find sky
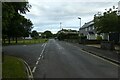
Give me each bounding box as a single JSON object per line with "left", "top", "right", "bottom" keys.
{"left": 22, "top": 0, "right": 119, "bottom": 34}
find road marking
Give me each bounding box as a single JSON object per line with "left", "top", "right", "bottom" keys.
{"left": 18, "top": 58, "right": 33, "bottom": 79}
{"left": 23, "top": 45, "right": 26, "bottom": 47}
{"left": 42, "top": 44, "right": 44, "bottom": 47}
{"left": 32, "top": 43, "right": 47, "bottom": 73}
{"left": 40, "top": 43, "right": 47, "bottom": 55}
{"left": 32, "top": 66, "right": 36, "bottom": 73}
{"left": 36, "top": 61, "right": 39, "bottom": 65}
{"left": 38, "top": 57, "right": 41, "bottom": 60}
{"left": 56, "top": 43, "right": 64, "bottom": 50}
{"left": 80, "top": 49, "right": 120, "bottom": 67}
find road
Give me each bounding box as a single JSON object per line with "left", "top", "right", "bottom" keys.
{"left": 3, "top": 39, "right": 119, "bottom": 78}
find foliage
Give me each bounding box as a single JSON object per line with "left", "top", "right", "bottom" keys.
{"left": 79, "top": 35, "right": 87, "bottom": 40}
{"left": 31, "top": 30, "right": 39, "bottom": 39}
{"left": 53, "top": 34, "right": 57, "bottom": 38}
{"left": 94, "top": 10, "right": 120, "bottom": 33}
{"left": 57, "top": 29, "right": 79, "bottom": 40}
{"left": 3, "top": 56, "right": 27, "bottom": 78}
{"left": 96, "top": 35, "right": 102, "bottom": 40}
{"left": 42, "top": 30, "right": 53, "bottom": 38}
{"left": 2, "top": 2, "right": 33, "bottom": 43}
{"left": 3, "top": 39, "right": 48, "bottom": 46}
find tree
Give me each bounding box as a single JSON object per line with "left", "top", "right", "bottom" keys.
{"left": 94, "top": 10, "right": 120, "bottom": 33}
{"left": 31, "top": 30, "right": 39, "bottom": 39}
{"left": 2, "top": 2, "right": 32, "bottom": 44}
{"left": 42, "top": 31, "right": 53, "bottom": 38}
{"left": 57, "top": 29, "right": 79, "bottom": 40}
{"left": 21, "top": 18, "right": 33, "bottom": 38}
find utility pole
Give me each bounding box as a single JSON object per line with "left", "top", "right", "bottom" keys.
{"left": 60, "top": 22, "right": 62, "bottom": 30}
{"left": 78, "top": 17, "right": 81, "bottom": 37}
{"left": 78, "top": 17, "right": 81, "bottom": 28}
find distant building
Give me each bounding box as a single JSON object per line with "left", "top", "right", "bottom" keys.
{"left": 24, "top": 34, "right": 32, "bottom": 39}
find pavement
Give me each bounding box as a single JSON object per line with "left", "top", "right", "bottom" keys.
{"left": 75, "top": 43, "right": 120, "bottom": 63}
{"left": 86, "top": 44, "right": 120, "bottom": 51}
{"left": 2, "top": 39, "right": 119, "bottom": 78}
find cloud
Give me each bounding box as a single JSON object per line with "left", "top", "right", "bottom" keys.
{"left": 23, "top": 0, "right": 118, "bottom": 33}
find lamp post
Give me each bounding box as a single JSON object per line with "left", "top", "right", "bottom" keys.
{"left": 60, "top": 22, "right": 62, "bottom": 30}
{"left": 78, "top": 17, "right": 81, "bottom": 37}
{"left": 78, "top": 17, "right": 81, "bottom": 28}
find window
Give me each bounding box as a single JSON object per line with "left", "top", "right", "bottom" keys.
{"left": 93, "top": 26, "right": 95, "bottom": 30}
{"left": 85, "top": 28, "right": 87, "bottom": 31}
{"left": 89, "top": 27, "right": 91, "bottom": 31}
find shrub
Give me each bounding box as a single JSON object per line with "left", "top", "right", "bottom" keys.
{"left": 96, "top": 35, "right": 102, "bottom": 40}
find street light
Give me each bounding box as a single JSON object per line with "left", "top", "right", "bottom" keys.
{"left": 78, "top": 17, "right": 81, "bottom": 37}
{"left": 60, "top": 22, "right": 62, "bottom": 30}
{"left": 78, "top": 17, "right": 81, "bottom": 28}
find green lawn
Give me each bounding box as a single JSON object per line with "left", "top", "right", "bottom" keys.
{"left": 2, "top": 55, "right": 27, "bottom": 78}
{"left": 3, "top": 39, "right": 48, "bottom": 46}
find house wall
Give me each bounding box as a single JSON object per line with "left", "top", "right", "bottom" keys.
{"left": 101, "top": 33, "right": 109, "bottom": 40}
{"left": 87, "top": 34, "right": 96, "bottom": 40}
{"left": 79, "top": 25, "right": 96, "bottom": 40}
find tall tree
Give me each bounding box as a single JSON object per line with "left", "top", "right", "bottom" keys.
{"left": 2, "top": 2, "right": 32, "bottom": 44}
{"left": 94, "top": 10, "right": 120, "bottom": 33}
{"left": 31, "top": 30, "right": 39, "bottom": 39}
{"left": 42, "top": 31, "right": 53, "bottom": 38}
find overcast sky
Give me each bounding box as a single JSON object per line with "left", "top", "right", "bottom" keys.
{"left": 22, "top": 0, "right": 119, "bottom": 34}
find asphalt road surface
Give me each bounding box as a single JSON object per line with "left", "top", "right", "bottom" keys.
{"left": 3, "top": 39, "right": 119, "bottom": 78}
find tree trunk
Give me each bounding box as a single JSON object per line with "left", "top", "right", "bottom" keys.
{"left": 3, "top": 38, "right": 5, "bottom": 44}
{"left": 12, "top": 37, "right": 14, "bottom": 41}
{"left": 15, "top": 37, "right": 17, "bottom": 43}
{"left": 23, "top": 37, "right": 25, "bottom": 43}
{"left": 8, "top": 37, "right": 10, "bottom": 44}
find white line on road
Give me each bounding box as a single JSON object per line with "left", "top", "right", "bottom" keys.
{"left": 38, "top": 57, "right": 41, "bottom": 60}
{"left": 36, "top": 61, "right": 39, "bottom": 65}
{"left": 32, "top": 43, "right": 47, "bottom": 73}
{"left": 23, "top": 45, "right": 26, "bottom": 47}
{"left": 18, "top": 58, "right": 33, "bottom": 79}
{"left": 32, "top": 66, "right": 36, "bottom": 73}
{"left": 40, "top": 43, "right": 47, "bottom": 56}
{"left": 42, "top": 44, "right": 44, "bottom": 47}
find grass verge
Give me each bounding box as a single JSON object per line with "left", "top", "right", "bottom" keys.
{"left": 2, "top": 55, "right": 27, "bottom": 78}
{"left": 3, "top": 39, "right": 48, "bottom": 46}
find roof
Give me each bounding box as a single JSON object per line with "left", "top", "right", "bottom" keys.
{"left": 80, "top": 20, "right": 94, "bottom": 29}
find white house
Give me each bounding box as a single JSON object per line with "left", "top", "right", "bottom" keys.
{"left": 79, "top": 20, "right": 109, "bottom": 40}
{"left": 79, "top": 20, "right": 97, "bottom": 40}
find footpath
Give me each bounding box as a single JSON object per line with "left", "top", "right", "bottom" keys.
{"left": 71, "top": 43, "right": 120, "bottom": 65}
